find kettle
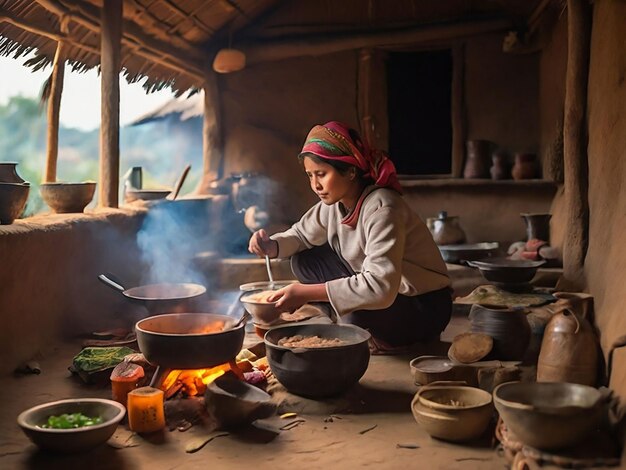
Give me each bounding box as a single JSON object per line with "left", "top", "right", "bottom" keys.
{"left": 427, "top": 211, "right": 466, "bottom": 245}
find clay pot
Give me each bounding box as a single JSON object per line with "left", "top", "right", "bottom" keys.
{"left": 511, "top": 153, "right": 537, "bottom": 180}
{"left": 490, "top": 151, "right": 510, "bottom": 180}
{"left": 469, "top": 304, "right": 531, "bottom": 361}
{"left": 0, "top": 162, "right": 26, "bottom": 184}
{"left": 0, "top": 182, "right": 30, "bottom": 224}
{"left": 521, "top": 213, "right": 551, "bottom": 242}
{"left": 429, "top": 211, "right": 466, "bottom": 245}
{"left": 463, "top": 140, "right": 492, "bottom": 179}
{"left": 537, "top": 304, "right": 599, "bottom": 386}
{"left": 40, "top": 182, "right": 96, "bottom": 213}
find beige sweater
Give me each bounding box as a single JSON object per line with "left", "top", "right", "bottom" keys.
{"left": 271, "top": 186, "right": 450, "bottom": 315}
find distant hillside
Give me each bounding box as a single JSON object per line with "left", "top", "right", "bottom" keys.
{"left": 0, "top": 96, "right": 202, "bottom": 215}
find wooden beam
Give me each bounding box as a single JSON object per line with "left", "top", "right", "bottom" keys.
{"left": 99, "top": 0, "right": 122, "bottom": 208}
{"left": 202, "top": 72, "right": 224, "bottom": 182}
{"left": 357, "top": 48, "right": 375, "bottom": 147}
{"left": 44, "top": 39, "right": 67, "bottom": 183}
{"left": 562, "top": 0, "right": 591, "bottom": 285}
{"left": 242, "top": 19, "right": 511, "bottom": 65}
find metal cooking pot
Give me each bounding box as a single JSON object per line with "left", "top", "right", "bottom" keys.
{"left": 438, "top": 242, "right": 500, "bottom": 264}
{"left": 98, "top": 273, "right": 206, "bottom": 314}
{"left": 264, "top": 323, "right": 371, "bottom": 397}
{"left": 135, "top": 313, "right": 245, "bottom": 369}
{"left": 467, "top": 258, "right": 545, "bottom": 285}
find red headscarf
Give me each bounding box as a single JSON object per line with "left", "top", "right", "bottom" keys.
{"left": 299, "top": 121, "right": 402, "bottom": 194}
{"left": 299, "top": 121, "right": 402, "bottom": 228}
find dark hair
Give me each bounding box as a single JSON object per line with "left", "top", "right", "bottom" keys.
{"left": 298, "top": 153, "right": 373, "bottom": 184}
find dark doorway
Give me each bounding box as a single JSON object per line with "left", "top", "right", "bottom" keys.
{"left": 387, "top": 49, "right": 453, "bottom": 176}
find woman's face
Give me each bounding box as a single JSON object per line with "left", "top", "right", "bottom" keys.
{"left": 303, "top": 156, "right": 358, "bottom": 206}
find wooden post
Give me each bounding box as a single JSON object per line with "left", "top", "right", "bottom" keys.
{"left": 451, "top": 43, "right": 466, "bottom": 178}
{"left": 562, "top": 0, "right": 591, "bottom": 285}
{"left": 99, "top": 0, "right": 122, "bottom": 208}
{"left": 197, "top": 71, "right": 223, "bottom": 192}
{"left": 358, "top": 48, "right": 375, "bottom": 146}
{"left": 44, "top": 39, "right": 67, "bottom": 183}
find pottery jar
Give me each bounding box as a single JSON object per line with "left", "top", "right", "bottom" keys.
{"left": 430, "top": 211, "right": 466, "bottom": 245}
{"left": 0, "top": 162, "right": 26, "bottom": 184}
{"left": 521, "top": 213, "right": 552, "bottom": 242}
{"left": 463, "top": 140, "right": 492, "bottom": 179}
{"left": 511, "top": 153, "right": 537, "bottom": 180}
{"left": 490, "top": 151, "right": 510, "bottom": 180}
{"left": 469, "top": 304, "right": 531, "bottom": 361}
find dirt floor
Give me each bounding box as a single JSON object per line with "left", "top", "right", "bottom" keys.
{"left": 0, "top": 312, "right": 509, "bottom": 470}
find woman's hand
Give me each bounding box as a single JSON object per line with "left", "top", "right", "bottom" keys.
{"left": 268, "top": 283, "right": 329, "bottom": 313}
{"left": 248, "top": 229, "right": 278, "bottom": 258}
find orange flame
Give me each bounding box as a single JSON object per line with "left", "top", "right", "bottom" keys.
{"left": 160, "top": 363, "right": 232, "bottom": 397}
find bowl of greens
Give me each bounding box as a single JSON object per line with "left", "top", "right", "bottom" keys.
{"left": 17, "top": 398, "right": 125, "bottom": 452}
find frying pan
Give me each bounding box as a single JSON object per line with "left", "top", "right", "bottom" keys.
{"left": 98, "top": 273, "right": 206, "bottom": 314}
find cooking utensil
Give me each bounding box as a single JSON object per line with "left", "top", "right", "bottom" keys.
{"left": 233, "top": 310, "right": 251, "bottom": 329}
{"left": 98, "top": 273, "right": 206, "bottom": 315}
{"left": 167, "top": 164, "right": 191, "bottom": 201}
{"left": 438, "top": 242, "right": 500, "bottom": 264}
{"left": 467, "top": 258, "right": 545, "bottom": 286}
{"left": 264, "top": 323, "right": 371, "bottom": 397}
{"left": 135, "top": 313, "right": 245, "bottom": 369}
{"left": 264, "top": 255, "right": 274, "bottom": 286}
{"left": 493, "top": 381, "right": 605, "bottom": 450}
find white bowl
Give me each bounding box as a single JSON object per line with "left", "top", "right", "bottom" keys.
{"left": 17, "top": 398, "right": 126, "bottom": 453}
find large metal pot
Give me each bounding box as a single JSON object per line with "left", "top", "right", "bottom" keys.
{"left": 264, "top": 323, "right": 371, "bottom": 397}
{"left": 135, "top": 313, "right": 245, "bottom": 369}
{"left": 98, "top": 273, "right": 206, "bottom": 314}
{"left": 467, "top": 258, "right": 545, "bottom": 285}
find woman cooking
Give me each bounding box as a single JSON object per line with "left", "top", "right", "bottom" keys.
{"left": 248, "top": 121, "right": 451, "bottom": 353}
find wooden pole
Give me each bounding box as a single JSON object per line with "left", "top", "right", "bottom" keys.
{"left": 451, "top": 43, "right": 466, "bottom": 178}
{"left": 562, "top": 0, "right": 591, "bottom": 285}
{"left": 99, "top": 0, "right": 122, "bottom": 208}
{"left": 44, "top": 39, "right": 67, "bottom": 183}
{"left": 243, "top": 19, "right": 511, "bottom": 65}
{"left": 197, "top": 71, "right": 224, "bottom": 193}
{"left": 358, "top": 48, "right": 374, "bottom": 147}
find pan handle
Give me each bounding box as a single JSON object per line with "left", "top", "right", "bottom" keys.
{"left": 98, "top": 273, "right": 127, "bottom": 293}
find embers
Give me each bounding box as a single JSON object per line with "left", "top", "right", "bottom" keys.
{"left": 157, "top": 360, "right": 245, "bottom": 399}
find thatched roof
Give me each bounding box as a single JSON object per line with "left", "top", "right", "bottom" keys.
{"left": 0, "top": 0, "right": 281, "bottom": 94}
{"left": 0, "top": 0, "right": 548, "bottom": 96}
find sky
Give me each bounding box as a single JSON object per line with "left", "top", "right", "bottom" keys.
{"left": 0, "top": 54, "right": 177, "bottom": 131}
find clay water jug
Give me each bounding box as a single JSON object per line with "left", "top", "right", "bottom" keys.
{"left": 463, "top": 140, "right": 491, "bottom": 179}
{"left": 511, "top": 153, "right": 537, "bottom": 180}
{"left": 537, "top": 306, "right": 599, "bottom": 386}
{"left": 490, "top": 151, "right": 510, "bottom": 180}
{"left": 521, "top": 213, "right": 552, "bottom": 242}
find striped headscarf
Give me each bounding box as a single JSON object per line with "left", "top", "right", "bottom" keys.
{"left": 299, "top": 121, "right": 402, "bottom": 227}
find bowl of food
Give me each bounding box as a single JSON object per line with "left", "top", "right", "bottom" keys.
{"left": 17, "top": 398, "right": 126, "bottom": 452}
{"left": 493, "top": 381, "right": 605, "bottom": 450}
{"left": 240, "top": 289, "right": 285, "bottom": 324}
{"left": 411, "top": 383, "right": 493, "bottom": 442}
{"left": 264, "top": 323, "right": 371, "bottom": 397}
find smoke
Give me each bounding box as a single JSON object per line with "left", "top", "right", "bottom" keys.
{"left": 136, "top": 200, "right": 213, "bottom": 286}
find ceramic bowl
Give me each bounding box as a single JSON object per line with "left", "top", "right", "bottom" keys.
{"left": 0, "top": 182, "right": 30, "bottom": 224}
{"left": 40, "top": 182, "right": 96, "bottom": 213}
{"left": 125, "top": 188, "right": 171, "bottom": 202}
{"left": 493, "top": 381, "right": 605, "bottom": 450}
{"left": 240, "top": 290, "right": 284, "bottom": 324}
{"left": 17, "top": 398, "right": 126, "bottom": 453}
{"left": 411, "top": 384, "right": 493, "bottom": 442}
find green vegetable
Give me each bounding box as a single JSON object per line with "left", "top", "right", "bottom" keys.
{"left": 40, "top": 413, "right": 103, "bottom": 429}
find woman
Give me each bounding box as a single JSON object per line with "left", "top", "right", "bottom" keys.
{"left": 248, "top": 121, "right": 451, "bottom": 352}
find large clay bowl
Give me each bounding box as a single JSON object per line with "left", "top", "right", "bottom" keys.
{"left": 493, "top": 381, "right": 605, "bottom": 450}
{"left": 40, "top": 182, "right": 96, "bottom": 213}
{"left": 411, "top": 384, "right": 493, "bottom": 442}
{"left": 0, "top": 182, "right": 30, "bottom": 224}
{"left": 264, "top": 323, "right": 371, "bottom": 397}
{"left": 135, "top": 313, "right": 245, "bottom": 369}
{"left": 17, "top": 398, "right": 125, "bottom": 453}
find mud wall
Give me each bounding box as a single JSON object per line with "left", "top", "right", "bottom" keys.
{"left": 0, "top": 211, "right": 145, "bottom": 375}
{"left": 584, "top": 0, "right": 626, "bottom": 401}
{"left": 218, "top": 33, "right": 546, "bottom": 239}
